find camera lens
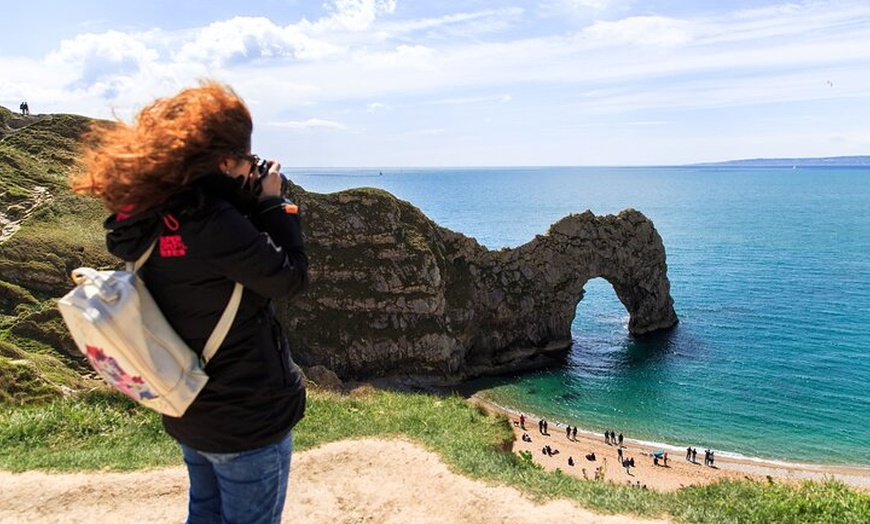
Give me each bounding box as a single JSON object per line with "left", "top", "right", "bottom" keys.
{"left": 255, "top": 159, "right": 269, "bottom": 178}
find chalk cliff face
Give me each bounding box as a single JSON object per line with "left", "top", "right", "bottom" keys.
{"left": 280, "top": 185, "right": 678, "bottom": 385}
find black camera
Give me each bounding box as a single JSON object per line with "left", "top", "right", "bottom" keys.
{"left": 254, "top": 158, "right": 270, "bottom": 179}
{"left": 250, "top": 158, "right": 288, "bottom": 197}
{"left": 255, "top": 158, "right": 287, "bottom": 182}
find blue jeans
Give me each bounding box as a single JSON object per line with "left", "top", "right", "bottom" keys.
{"left": 180, "top": 433, "right": 292, "bottom": 524}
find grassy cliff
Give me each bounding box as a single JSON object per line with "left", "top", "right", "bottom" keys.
{"left": 0, "top": 106, "right": 113, "bottom": 404}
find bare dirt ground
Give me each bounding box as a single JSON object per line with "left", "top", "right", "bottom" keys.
{"left": 0, "top": 438, "right": 670, "bottom": 524}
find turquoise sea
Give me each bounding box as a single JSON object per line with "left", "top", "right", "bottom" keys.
{"left": 292, "top": 166, "right": 869, "bottom": 467}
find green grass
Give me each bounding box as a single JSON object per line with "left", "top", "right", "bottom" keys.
{"left": 1, "top": 386, "right": 867, "bottom": 523}
{"left": 0, "top": 390, "right": 177, "bottom": 471}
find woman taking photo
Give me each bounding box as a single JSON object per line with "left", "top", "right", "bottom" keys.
{"left": 71, "top": 81, "right": 308, "bottom": 524}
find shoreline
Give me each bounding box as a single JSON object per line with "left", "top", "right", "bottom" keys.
{"left": 471, "top": 394, "right": 870, "bottom": 492}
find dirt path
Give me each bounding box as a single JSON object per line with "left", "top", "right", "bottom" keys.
{"left": 0, "top": 186, "right": 53, "bottom": 245}
{"left": 0, "top": 438, "right": 669, "bottom": 524}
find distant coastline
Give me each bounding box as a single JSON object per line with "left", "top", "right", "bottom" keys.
{"left": 693, "top": 155, "right": 870, "bottom": 167}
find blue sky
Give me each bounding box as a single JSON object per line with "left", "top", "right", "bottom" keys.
{"left": 2, "top": 0, "right": 869, "bottom": 166}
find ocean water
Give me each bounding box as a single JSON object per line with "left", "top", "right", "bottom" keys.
{"left": 291, "top": 166, "right": 870, "bottom": 467}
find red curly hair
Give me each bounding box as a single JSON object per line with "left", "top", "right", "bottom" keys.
{"left": 72, "top": 80, "right": 253, "bottom": 214}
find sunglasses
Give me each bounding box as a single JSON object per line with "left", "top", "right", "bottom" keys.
{"left": 233, "top": 152, "right": 263, "bottom": 175}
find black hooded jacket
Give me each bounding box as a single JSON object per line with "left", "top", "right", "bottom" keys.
{"left": 105, "top": 173, "right": 308, "bottom": 453}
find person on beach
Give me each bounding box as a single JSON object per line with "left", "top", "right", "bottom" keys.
{"left": 618, "top": 433, "right": 623, "bottom": 446}
{"left": 604, "top": 431, "right": 610, "bottom": 444}
{"left": 686, "top": 446, "right": 692, "bottom": 461}
{"left": 692, "top": 448, "right": 698, "bottom": 463}
{"left": 572, "top": 426, "right": 577, "bottom": 440}
{"left": 72, "top": 80, "right": 308, "bottom": 524}
{"left": 519, "top": 414, "right": 526, "bottom": 430}
{"left": 566, "top": 426, "right": 571, "bottom": 439}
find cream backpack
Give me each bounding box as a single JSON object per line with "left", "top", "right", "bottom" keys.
{"left": 58, "top": 241, "right": 242, "bottom": 417}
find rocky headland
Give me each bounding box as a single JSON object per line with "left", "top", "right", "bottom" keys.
{"left": 288, "top": 185, "right": 677, "bottom": 385}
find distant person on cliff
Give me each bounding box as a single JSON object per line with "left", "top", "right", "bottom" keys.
{"left": 71, "top": 80, "right": 308, "bottom": 524}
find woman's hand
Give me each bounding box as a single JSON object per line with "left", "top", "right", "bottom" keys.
{"left": 258, "top": 159, "right": 283, "bottom": 199}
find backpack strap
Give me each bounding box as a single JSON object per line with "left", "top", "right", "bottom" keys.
{"left": 126, "top": 238, "right": 243, "bottom": 367}
{"left": 127, "top": 240, "right": 158, "bottom": 272}
{"left": 201, "top": 283, "right": 243, "bottom": 366}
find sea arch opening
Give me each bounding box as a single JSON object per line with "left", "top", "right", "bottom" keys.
{"left": 571, "top": 278, "right": 630, "bottom": 359}
{"left": 575, "top": 277, "right": 629, "bottom": 330}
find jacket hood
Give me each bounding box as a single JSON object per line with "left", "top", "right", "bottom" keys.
{"left": 105, "top": 208, "right": 164, "bottom": 262}
{"left": 104, "top": 172, "right": 259, "bottom": 262}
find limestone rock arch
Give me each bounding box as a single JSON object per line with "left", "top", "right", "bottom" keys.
{"left": 281, "top": 187, "right": 678, "bottom": 386}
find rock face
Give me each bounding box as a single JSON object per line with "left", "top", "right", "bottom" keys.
{"left": 280, "top": 185, "right": 678, "bottom": 386}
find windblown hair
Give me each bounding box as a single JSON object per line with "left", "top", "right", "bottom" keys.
{"left": 71, "top": 80, "right": 253, "bottom": 213}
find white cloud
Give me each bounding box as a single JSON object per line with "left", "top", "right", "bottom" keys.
{"left": 366, "top": 102, "right": 390, "bottom": 112}
{"left": 582, "top": 16, "right": 694, "bottom": 47}
{"left": 431, "top": 94, "right": 513, "bottom": 105}
{"left": 311, "top": 0, "right": 397, "bottom": 32}
{"left": 563, "top": 0, "right": 617, "bottom": 11}
{"left": 267, "top": 118, "right": 348, "bottom": 130}
{"left": 410, "top": 128, "right": 446, "bottom": 136}
{"left": 46, "top": 30, "right": 159, "bottom": 86}
{"left": 353, "top": 44, "right": 437, "bottom": 68}
{"left": 173, "top": 17, "right": 348, "bottom": 66}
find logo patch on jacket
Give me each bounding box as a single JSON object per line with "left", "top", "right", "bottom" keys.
{"left": 159, "top": 214, "right": 187, "bottom": 257}
{"left": 160, "top": 235, "right": 188, "bottom": 257}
